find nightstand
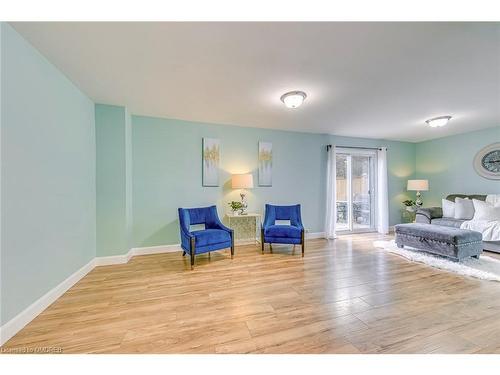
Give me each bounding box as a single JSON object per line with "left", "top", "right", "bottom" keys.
{"left": 224, "top": 213, "right": 261, "bottom": 245}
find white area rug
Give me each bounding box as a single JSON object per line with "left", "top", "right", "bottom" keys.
{"left": 374, "top": 240, "right": 500, "bottom": 282}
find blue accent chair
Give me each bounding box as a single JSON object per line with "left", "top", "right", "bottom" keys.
{"left": 261, "top": 204, "right": 305, "bottom": 256}
{"left": 178, "top": 205, "right": 234, "bottom": 269}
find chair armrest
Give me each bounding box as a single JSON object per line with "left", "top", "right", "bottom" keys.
{"left": 416, "top": 207, "right": 443, "bottom": 224}
{"left": 179, "top": 218, "right": 194, "bottom": 239}
{"left": 213, "top": 216, "right": 233, "bottom": 233}
{"left": 179, "top": 227, "right": 194, "bottom": 249}
{"left": 262, "top": 216, "right": 275, "bottom": 229}
{"left": 180, "top": 227, "right": 194, "bottom": 239}
{"left": 213, "top": 217, "right": 234, "bottom": 246}
{"left": 179, "top": 227, "right": 194, "bottom": 252}
{"left": 178, "top": 209, "right": 193, "bottom": 237}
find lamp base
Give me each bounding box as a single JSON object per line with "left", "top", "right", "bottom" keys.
{"left": 240, "top": 191, "right": 248, "bottom": 215}
{"left": 415, "top": 191, "right": 423, "bottom": 207}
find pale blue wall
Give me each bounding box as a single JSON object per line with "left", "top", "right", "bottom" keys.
{"left": 130, "top": 114, "right": 417, "bottom": 248}
{"left": 132, "top": 115, "right": 328, "bottom": 248}
{"left": 328, "top": 135, "right": 417, "bottom": 226}
{"left": 95, "top": 105, "right": 132, "bottom": 256}
{"left": 0, "top": 24, "right": 96, "bottom": 325}
{"left": 416, "top": 126, "right": 500, "bottom": 207}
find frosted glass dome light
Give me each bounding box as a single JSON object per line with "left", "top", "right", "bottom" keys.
{"left": 425, "top": 115, "right": 452, "bottom": 127}
{"left": 280, "top": 91, "right": 307, "bottom": 109}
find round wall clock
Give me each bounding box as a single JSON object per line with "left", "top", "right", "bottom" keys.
{"left": 473, "top": 142, "right": 500, "bottom": 180}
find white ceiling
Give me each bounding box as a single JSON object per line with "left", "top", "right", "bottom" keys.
{"left": 11, "top": 22, "right": 500, "bottom": 142}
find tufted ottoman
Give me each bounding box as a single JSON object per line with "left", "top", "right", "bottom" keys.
{"left": 394, "top": 223, "right": 483, "bottom": 262}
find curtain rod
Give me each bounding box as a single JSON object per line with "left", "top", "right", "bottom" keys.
{"left": 326, "top": 145, "right": 385, "bottom": 151}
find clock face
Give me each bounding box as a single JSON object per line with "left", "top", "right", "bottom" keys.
{"left": 482, "top": 150, "right": 500, "bottom": 173}
{"left": 474, "top": 143, "right": 500, "bottom": 180}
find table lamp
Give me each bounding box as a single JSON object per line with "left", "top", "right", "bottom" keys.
{"left": 407, "top": 179, "right": 429, "bottom": 207}
{"left": 231, "top": 174, "right": 254, "bottom": 215}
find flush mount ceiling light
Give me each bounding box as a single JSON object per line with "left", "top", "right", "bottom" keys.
{"left": 280, "top": 91, "right": 307, "bottom": 109}
{"left": 425, "top": 115, "right": 452, "bottom": 128}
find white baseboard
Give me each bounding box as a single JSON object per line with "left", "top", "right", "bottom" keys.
{"left": 94, "top": 252, "right": 131, "bottom": 266}
{"left": 0, "top": 258, "right": 96, "bottom": 346}
{"left": 306, "top": 231, "right": 325, "bottom": 239}
{"left": 131, "top": 243, "right": 182, "bottom": 256}
{"left": 94, "top": 244, "right": 182, "bottom": 267}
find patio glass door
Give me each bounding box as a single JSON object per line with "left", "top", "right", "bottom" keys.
{"left": 335, "top": 149, "right": 376, "bottom": 232}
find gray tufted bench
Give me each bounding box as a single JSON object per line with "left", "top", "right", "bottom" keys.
{"left": 394, "top": 223, "right": 483, "bottom": 262}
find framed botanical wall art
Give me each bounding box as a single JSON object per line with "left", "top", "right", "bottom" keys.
{"left": 202, "top": 138, "right": 220, "bottom": 186}
{"left": 258, "top": 141, "right": 272, "bottom": 186}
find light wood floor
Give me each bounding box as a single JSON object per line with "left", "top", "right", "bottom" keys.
{"left": 2, "top": 233, "right": 500, "bottom": 354}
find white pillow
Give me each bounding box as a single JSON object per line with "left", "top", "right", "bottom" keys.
{"left": 486, "top": 194, "right": 500, "bottom": 206}
{"left": 442, "top": 199, "right": 455, "bottom": 218}
{"left": 472, "top": 199, "right": 500, "bottom": 221}
{"left": 454, "top": 197, "right": 474, "bottom": 220}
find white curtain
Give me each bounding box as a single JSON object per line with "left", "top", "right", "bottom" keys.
{"left": 377, "top": 147, "right": 389, "bottom": 234}
{"left": 325, "top": 145, "right": 337, "bottom": 239}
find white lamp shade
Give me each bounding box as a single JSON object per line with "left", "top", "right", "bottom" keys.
{"left": 231, "top": 174, "right": 254, "bottom": 189}
{"left": 407, "top": 179, "right": 429, "bottom": 191}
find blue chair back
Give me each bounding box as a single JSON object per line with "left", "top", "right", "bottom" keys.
{"left": 178, "top": 205, "right": 220, "bottom": 229}
{"left": 263, "top": 204, "right": 303, "bottom": 227}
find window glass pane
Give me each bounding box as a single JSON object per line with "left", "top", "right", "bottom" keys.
{"left": 351, "top": 156, "right": 371, "bottom": 230}
{"left": 335, "top": 155, "right": 348, "bottom": 228}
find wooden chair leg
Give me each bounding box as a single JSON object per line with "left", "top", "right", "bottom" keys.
{"left": 261, "top": 229, "right": 265, "bottom": 254}
{"left": 301, "top": 230, "right": 305, "bottom": 257}
{"left": 270, "top": 243, "right": 273, "bottom": 253}
{"left": 190, "top": 237, "right": 196, "bottom": 270}
{"left": 230, "top": 231, "right": 234, "bottom": 259}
